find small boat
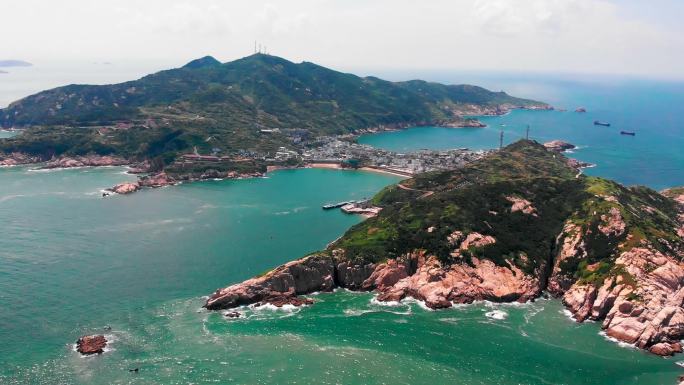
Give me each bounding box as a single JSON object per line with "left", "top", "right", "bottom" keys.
{"left": 594, "top": 121, "right": 611, "bottom": 127}
{"left": 620, "top": 131, "right": 636, "bottom": 136}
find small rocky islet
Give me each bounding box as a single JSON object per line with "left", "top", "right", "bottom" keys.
{"left": 206, "top": 140, "right": 684, "bottom": 358}
{"left": 75, "top": 335, "right": 107, "bottom": 355}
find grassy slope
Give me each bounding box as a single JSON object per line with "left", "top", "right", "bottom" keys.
{"left": 331, "top": 141, "right": 683, "bottom": 287}
{"left": 0, "top": 54, "right": 546, "bottom": 162}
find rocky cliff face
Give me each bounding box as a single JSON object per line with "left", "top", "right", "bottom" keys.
{"left": 562, "top": 246, "right": 684, "bottom": 356}
{"left": 205, "top": 256, "right": 335, "bottom": 310}
{"left": 548, "top": 188, "right": 684, "bottom": 355}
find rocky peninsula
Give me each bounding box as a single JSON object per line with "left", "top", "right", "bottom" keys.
{"left": 206, "top": 141, "right": 684, "bottom": 357}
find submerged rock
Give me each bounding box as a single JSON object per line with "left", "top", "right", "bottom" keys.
{"left": 76, "top": 335, "right": 107, "bottom": 355}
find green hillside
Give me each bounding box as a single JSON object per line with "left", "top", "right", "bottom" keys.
{"left": 331, "top": 140, "right": 682, "bottom": 284}
{"left": 0, "top": 54, "right": 546, "bottom": 162}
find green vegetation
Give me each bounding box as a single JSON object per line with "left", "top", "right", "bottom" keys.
{"left": 0, "top": 54, "right": 546, "bottom": 165}
{"left": 330, "top": 141, "right": 683, "bottom": 283}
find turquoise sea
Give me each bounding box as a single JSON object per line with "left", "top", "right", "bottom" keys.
{"left": 1, "top": 69, "right": 684, "bottom": 384}
{"left": 360, "top": 75, "right": 684, "bottom": 191}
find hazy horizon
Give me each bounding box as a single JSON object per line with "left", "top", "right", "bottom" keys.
{"left": 2, "top": 0, "right": 683, "bottom": 80}
{"left": 3, "top": 55, "right": 683, "bottom": 109}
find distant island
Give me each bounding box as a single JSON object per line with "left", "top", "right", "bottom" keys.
{"left": 0, "top": 60, "right": 32, "bottom": 67}
{"left": 0, "top": 54, "right": 550, "bottom": 181}
{"left": 206, "top": 140, "right": 684, "bottom": 359}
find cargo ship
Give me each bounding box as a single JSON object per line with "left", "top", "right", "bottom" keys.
{"left": 620, "top": 131, "right": 636, "bottom": 136}
{"left": 594, "top": 121, "right": 611, "bottom": 127}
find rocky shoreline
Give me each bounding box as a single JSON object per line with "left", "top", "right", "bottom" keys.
{"left": 41, "top": 155, "right": 129, "bottom": 169}
{"left": 107, "top": 170, "right": 265, "bottom": 195}
{"left": 206, "top": 183, "right": 684, "bottom": 358}
{"left": 354, "top": 104, "right": 552, "bottom": 134}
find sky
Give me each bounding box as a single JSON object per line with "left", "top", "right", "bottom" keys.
{"left": 2, "top": 0, "right": 683, "bottom": 79}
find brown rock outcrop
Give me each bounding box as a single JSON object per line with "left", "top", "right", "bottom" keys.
{"left": 76, "top": 335, "right": 107, "bottom": 355}
{"left": 560, "top": 246, "right": 684, "bottom": 355}
{"left": 42, "top": 155, "right": 128, "bottom": 169}
{"left": 543, "top": 140, "right": 576, "bottom": 152}
{"left": 109, "top": 182, "right": 140, "bottom": 194}
{"left": 205, "top": 256, "right": 335, "bottom": 310}
{"left": 460, "top": 232, "right": 496, "bottom": 250}
{"left": 376, "top": 253, "right": 542, "bottom": 308}
{"left": 548, "top": 222, "right": 587, "bottom": 294}
{"left": 506, "top": 196, "right": 538, "bottom": 216}
{"left": 138, "top": 172, "right": 175, "bottom": 188}
{"left": 0, "top": 152, "right": 43, "bottom": 166}
{"left": 336, "top": 261, "right": 376, "bottom": 289}
{"left": 598, "top": 207, "right": 626, "bottom": 237}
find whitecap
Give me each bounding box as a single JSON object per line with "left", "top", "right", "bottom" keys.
{"left": 485, "top": 310, "right": 508, "bottom": 320}
{"left": 343, "top": 308, "right": 376, "bottom": 316}
{"left": 598, "top": 331, "right": 637, "bottom": 350}
{"left": 370, "top": 297, "right": 402, "bottom": 307}
{"left": 560, "top": 309, "right": 577, "bottom": 322}
{"left": 401, "top": 297, "right": 434, "bottom": 311}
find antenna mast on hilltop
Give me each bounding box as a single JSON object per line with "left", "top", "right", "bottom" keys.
{"left": 526, "top": 125, "right": 530, "bottom": 140}
{"left": 254, "top": 41, "right": 257, "bottom": 54}
{"left": 499, "top": 125, "right": 504, "bottom": 149}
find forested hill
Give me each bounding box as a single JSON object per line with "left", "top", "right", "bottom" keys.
{"left": 0, "top": 54, "right": 547, "bottom": 160}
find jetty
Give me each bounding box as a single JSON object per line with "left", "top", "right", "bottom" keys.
{"left": 322, "top": 200, "right": 355, "bottom": 210}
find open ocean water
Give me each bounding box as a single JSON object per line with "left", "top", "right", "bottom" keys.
{"left": 1, "top": 65, "right": 683, "bottom": 384}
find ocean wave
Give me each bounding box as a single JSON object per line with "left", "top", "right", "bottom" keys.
{"left": 598, "top": 331, "right": 637, "bottom": 350}
{"left": 194, "top": 203, "right": 218, "bottom": 214}
{"left": 560, "top": 309, "right": 577, "bottom": 322}
{"left": 401, "top": 297, "right": 435, "bottom": 311}
{"left": 369, "top": 296, "right": 403, "bottom": 307}
{"left": 0, "top": 191, "right": 67, "bottom": 203}
{"left": 484, "top": 310, "right": 508, "bottom": 320}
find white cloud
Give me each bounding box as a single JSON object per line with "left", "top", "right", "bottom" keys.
{"left": 0, "top": 0, "right": 681, "bottom": 78}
